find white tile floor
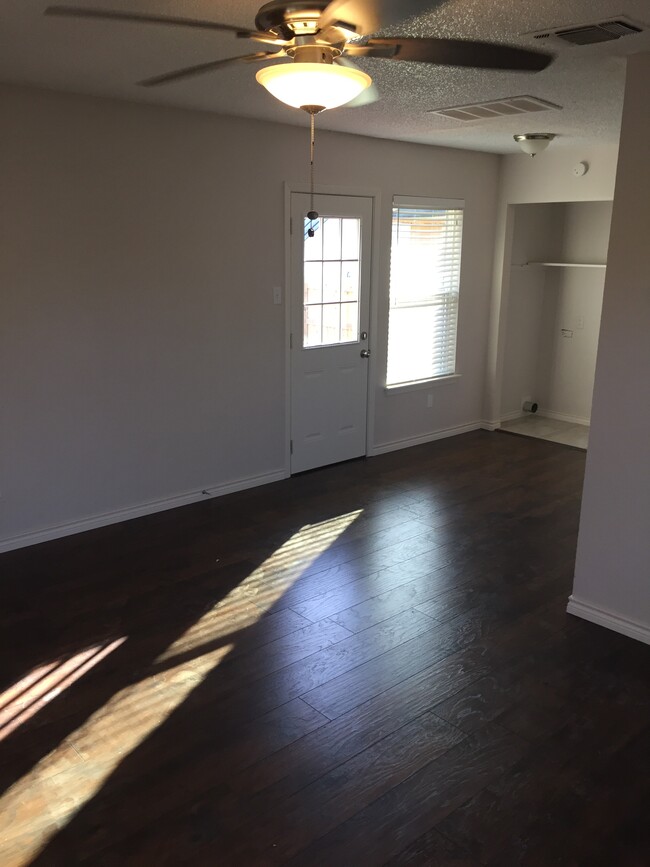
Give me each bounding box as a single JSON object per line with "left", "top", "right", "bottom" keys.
{"left": 499, "top": 414, "right": 589, "bottom": 450}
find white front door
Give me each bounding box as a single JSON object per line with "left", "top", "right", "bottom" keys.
{"left": 290, "top": 192, "right": 373, "bottom": 473}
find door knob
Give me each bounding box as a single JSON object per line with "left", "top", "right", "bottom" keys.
{"left": 360, "top": 349, "right": 371, "bottom": 358}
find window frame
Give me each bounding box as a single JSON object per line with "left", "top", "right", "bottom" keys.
{"left": 385, "top": 195, "right": 465, "bottom": 392}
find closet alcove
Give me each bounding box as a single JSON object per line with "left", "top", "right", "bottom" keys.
{"left": 499, "top": 200, "right": 613, "bottom": 448}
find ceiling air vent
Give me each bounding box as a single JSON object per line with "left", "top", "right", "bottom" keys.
{"left": 428, "top": 95, "right": 561, "bottom": 123}
{"left": 527, "top": 16, "right": 644, "bottom": 46}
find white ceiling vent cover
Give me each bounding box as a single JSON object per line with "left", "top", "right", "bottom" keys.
{"left": 526, "top": 16, "right": 644, "bottom": 46}
{"left": 429, "top": 95, "right": 561, "bottom": 123}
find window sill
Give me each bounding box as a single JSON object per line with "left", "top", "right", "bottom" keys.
{"left": 384, "top": 374, "right": 462, "bottom": 394}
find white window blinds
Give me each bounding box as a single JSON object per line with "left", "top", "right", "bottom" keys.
{"left": 387, "top": 197, "right": 464, "bottom": 387}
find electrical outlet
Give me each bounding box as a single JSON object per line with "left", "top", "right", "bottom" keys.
{"left": 576, "top": 316, "right": 585, "bottom": 330}
{"left": 273, "top": 286, "right": 282, "bottom": 305}
{"left": 426, "top": 393, "right": 433, "bottom": 408}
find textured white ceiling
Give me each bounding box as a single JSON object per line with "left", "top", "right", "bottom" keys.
{"left": 1, "top": 0, "right": 648, "bottom": 152}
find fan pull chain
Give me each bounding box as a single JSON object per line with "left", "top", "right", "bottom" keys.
{"left": 307, "top": 110, "right": 318, "bottom": 238}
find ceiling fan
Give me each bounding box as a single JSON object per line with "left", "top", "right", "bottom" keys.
{"left": 45, "top": 1, "right": 554, "bottom": 111}
{"left": 45, "top": 1, "right": 553, "bottom": 231}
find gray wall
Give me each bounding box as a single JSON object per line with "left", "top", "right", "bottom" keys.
{"left": 570, "top": 53, "right": 650, "bottom": 642}
{"left": 0, "top": 84, "right": 499, "bottom": 549}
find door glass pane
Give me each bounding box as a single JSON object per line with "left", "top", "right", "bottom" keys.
{"left": 340, "top": 302, "right": 359, "bottom": 342}
{"left": 322, "top": 303, "right": 340, "bottom": 344}
{"left": 303, "top": 215, "right": 361, "bottom": 348}
{"left": 304, "top": 262, "right": 322, "bottom": 304}
{"left": 341, "top": 219, "right": 360, "bottom": 260}
{"left": 304, "top": 305, "right": 322, "bottom": 347}
{"left": 304, "top": 219, "right": 323, "bottom": 260}
{"left": 341, "top": 261, "right": 359, "bottom": 301}
{"left": 323, "top": 218, "right": 341, "bottom": 260}
{"left": 322, "top": 262, "right": 341, "bottom": 303}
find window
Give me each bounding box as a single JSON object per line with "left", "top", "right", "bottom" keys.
{"left": 303, "top": 216, "right": 361, "bottom": 347}
{"left": 386, "top": 197, "right": 464, "bottom": 387}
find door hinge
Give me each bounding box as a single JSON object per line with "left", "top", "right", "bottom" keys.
{"left": 290, "top": 440, "right": 293, "bottom": 454}
{"left": 290, "top": 332, "right": 293, "bottom": 349}
{"left": 290, "top": 216, "right": 293, "bottom": 235}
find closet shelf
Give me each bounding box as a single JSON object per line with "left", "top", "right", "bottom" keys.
{"left": 512, "top": 261, "right": 607, "bottom": 269}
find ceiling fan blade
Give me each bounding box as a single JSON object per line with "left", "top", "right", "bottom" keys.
{"left": 334, "top": 57, "right": 379, "bottom": 106}
{"left": 346, "top": 37, "right": 553, "bottom": 71}
{"left": 45, "top": 6, "right": 258, "bottom": 39}
{"left": 318, "top": 0, "right": 444, "bottom": 36}
{"left": 139, "top": 52, "right": 283, "bottom": 88}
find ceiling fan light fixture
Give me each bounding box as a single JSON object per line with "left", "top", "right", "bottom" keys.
{"left": 256, "top": 62, "right": 371, "bottom": 111}
{"left": 514, "top": 132, "right": 556, "bottom": 157}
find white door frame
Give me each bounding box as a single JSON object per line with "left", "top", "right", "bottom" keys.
{"left": 283, "top": 182, "right": 382, "bottom": 475}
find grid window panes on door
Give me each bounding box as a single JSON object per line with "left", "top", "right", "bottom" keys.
{"left": 386, "top": 198, "right": 464, "bottom": 386}
{"left": 303, "top": 216, "right": 361, "bottom": 347}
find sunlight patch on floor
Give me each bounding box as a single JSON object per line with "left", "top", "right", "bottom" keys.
{"left": 0, "top": 638, "right": 126, "bottom": 742}
{"left": 0, "top": 510, "right": 362, "bottom": 866}
{"left": 157, "top": 509, "right": 362, "bottom": 663}
{"left": 0, "top": 643, "right": 234, "bottom": 866}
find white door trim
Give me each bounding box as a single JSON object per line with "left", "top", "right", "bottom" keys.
{"left": 283, "top": 182, "right": 382, "bottom": 475}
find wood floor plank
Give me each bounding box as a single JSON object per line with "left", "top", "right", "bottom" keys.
{"left": 7, "top": 697, "right": 329, "bottom": 864}
{"left": 283, "top": 542, "right": 502, "bottom": 623}
{"left": 285, "top": 723, "right": 529, "bottom": 866}
{"left": 233, "top": 646, "right": 491, "bottom": 801}
{"left": 327, "top": 570, "right": 480, "bottom": 632}
{"left": 302, "top": 583, "right": 572, "bottom": 722}
{"left": 252, "top": 607, "right": 434, "bottom": 703}
{"left": 436, "top": 681, "right": 650, "bottom": 866}
{"left": 185, "top": 616, "right": 353, "bottom": 686}
{"left": 174, "top": 607, "right": 436, "bottom": 733}
{"left": 384, "top": 829, "right": 482, "bottom": 867}
{"left": 300, "top": 617, "right": 487, "bottom": 720}
{"left": 257, "top": 534, "right": 462, "bottom": 617}
{"left": 223, "top": 711, "right": 466, "bottom": 863}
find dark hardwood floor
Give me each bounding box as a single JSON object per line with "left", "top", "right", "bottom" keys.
{"left": 1, "top": 430, "right": 648, "bottom": 866}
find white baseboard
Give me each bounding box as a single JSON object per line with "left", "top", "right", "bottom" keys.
{"left": 370, "top": 421, "right": 482, "bottom": 456}
{"left": 500, "top": 409, "right": 525, "bottom": 422}
{"left": 500, "top": 409, "right": 590, "bottom": 427}
{"left": 539, "top": 410, "right": 590, "bottom": 426}
{"left": 566, "top": 595, "right": 650, "bottom": 646}
{"left": 0, "top": 469, "right": 288, "bottom": 554}
{"left": 480, "top": 419, "right": 501, "bottom": 431}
